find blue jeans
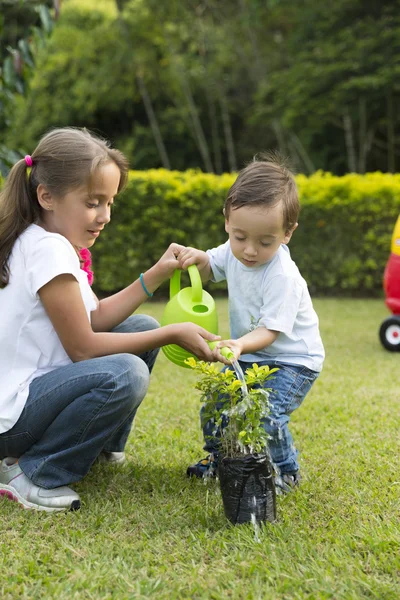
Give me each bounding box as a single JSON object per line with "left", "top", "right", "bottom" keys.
{"left": 202, "top": 360, "right": 319, "bottom": 474}
{"left": 0, "top": 315, "right": 159, "bottom": 488}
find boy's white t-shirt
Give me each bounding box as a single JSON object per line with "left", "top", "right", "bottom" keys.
{"left": 0, "top": 224, "right": 97, "bottom": 433}
{"left": 207, "top": 241, "right": 325, "bottom": 372}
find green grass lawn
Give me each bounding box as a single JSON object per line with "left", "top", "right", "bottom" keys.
{"left": 1, "top": 298, "right": 399, "bottom": 599}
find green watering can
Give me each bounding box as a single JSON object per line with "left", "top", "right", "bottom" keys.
{"left": 161, "top": 265, "right": 234, "bottom": 368}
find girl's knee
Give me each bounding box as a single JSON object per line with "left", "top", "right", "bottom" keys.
{"left": 139, "top": 315, "right": 160, "bottom": 331}
{"left": 109, "top": 354, "right": 150, "bottom": 410}
{"left": 114, "top": 314, "right": 160, "bottom": 334}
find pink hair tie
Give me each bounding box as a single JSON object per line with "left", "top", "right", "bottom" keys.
{"left": 24, "top": 155, "right": 33, "bottom": 167}
{"left": 79, "top": 248, "right": 94, "bottom": 286}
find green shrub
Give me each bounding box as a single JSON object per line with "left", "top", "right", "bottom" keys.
{"left": 186, "top": 358, "right": 277, "bottom": 457}
{"left": 93, "top": 169, "right": 398, "bottom": 296}
{"left": 293, "top": 172, "right": 400, "bottom": 295}
{"left": 92, "top": 169, "right": 232, "bottom": 293}
{"left": 1, "top": 170, "right": 398, "bottom": 296}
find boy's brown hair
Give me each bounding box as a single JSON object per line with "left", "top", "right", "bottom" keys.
{"left": 224, "top": 152, "right": 299, "bottom": 232}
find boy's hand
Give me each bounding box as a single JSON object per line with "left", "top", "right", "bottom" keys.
{"left": 211, "top": 339, "right": 244, "bottom": 365}
{"left": 178, "top": 247, "right": 209, "bottom": 271}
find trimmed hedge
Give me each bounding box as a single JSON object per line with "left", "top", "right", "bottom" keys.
{"left": 294, "top": 172, "right": 400, "bottom": 296}
{"left": 93, "top": 170, "right": 399, "bottom": 297}
{"left": 1, "top": 170, "right": 399, "bottom": 296}
{"left": 93, "top": 169, "right": 231, "bottom": 293}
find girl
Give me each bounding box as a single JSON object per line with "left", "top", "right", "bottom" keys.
{"left": 0, "top": 127, "right": 219, "bottom": 512}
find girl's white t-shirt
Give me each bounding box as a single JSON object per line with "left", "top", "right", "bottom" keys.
{"left": 0, "top": 224, "right": 97, "bottom": 433}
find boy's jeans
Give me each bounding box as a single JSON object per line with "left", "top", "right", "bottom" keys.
{"left": 202, "top": 360, "right": 319, "bottom": 475}
{"left": 0, "top": 315, "right": 159, "bottom": 489}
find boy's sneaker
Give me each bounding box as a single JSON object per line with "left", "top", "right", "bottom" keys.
{"left": 275, "top": 470, "right": 301, "bottom": 495}
{"left": 0, "top": 458, "right": 81, "bottom": 512}
{"left": 187, "top": 454, "right": 218, "bottom": 478}
{"left": 98, "top": 451, "right": 126, "bottom": 465}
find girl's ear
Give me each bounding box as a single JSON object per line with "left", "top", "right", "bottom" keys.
{"left": 284, "top": 222, "right": 298, "bottom": 244}
{"left": 36, "top": 184, "right": 53, "bottom": 211}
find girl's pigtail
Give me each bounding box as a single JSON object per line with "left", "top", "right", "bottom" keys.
{"left": 0, "top": 158, "right": 40, "bottom": 288}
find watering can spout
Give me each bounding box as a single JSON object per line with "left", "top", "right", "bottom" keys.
{"left": 208, "top": 341, "right": 235, "bottom": 361}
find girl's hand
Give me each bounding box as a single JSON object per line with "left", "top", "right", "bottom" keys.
{"left": 211, "top": 339, "right": 243, "bottom": 365}
{"left": 177, "top": 247, "right": 209, "bottom": 271}
{"left": 170, "top": 323, "right": 221, "bottom": 362}
{"left": 155, "top": 243, "right": 186, "bottom": 280}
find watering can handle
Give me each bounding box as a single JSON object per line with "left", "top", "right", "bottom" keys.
{"left": 170, "top": 265, "right": 203, "bottom": 303}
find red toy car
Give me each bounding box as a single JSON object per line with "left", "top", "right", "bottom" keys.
{"left": 380, "top": 215, "right": 400, "bottom": 351}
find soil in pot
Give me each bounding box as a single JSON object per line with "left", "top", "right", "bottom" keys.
{"left": 218, "top": 453, "right": 276, "bottom": 524}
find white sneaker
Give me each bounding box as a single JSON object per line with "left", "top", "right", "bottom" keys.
{"left": 0, "top": 458, "right": 81, "bottom": 512}
{"left": 98, "top": 451, "right": 126, "bottom": 465}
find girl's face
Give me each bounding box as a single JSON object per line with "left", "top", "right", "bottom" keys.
{"left": 37, "top": 162, "right": 121, "bottom": 248}
{"left": 225, "top": 203, "right": 296, "bottom": 268}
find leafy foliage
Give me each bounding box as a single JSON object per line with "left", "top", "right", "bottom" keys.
{"left": 185, "top": 358, "right": 278, "bottom": 457}
{"left": 256, "top": 0, "right": 400, "bottom": 174}
{"left": 86, "top": 169, "right": 400, "bottom": 297}
{"left": 0, "top": 0, "right": 55, "bottom": 174}
{"left": 4, "top": 0, "right": 400, "bottom": 174}
{"left": 293, "top": 171, "right": 400, "bottom": 295}
{"left": 91, "top": 168, "right": 231, "bottom": 293}
{"left": 0, "top": 167, "right": 398, "bottom": 296}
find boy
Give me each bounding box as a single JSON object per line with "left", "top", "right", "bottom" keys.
{"left": 178, "top": 154, "right": 324, "bottom": 493}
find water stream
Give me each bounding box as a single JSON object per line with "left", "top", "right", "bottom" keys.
{"left": 251, "top": 496, "right": 261, "bottom": 542}
{"left": 230, "top": 358, "right": 248, "bottom": 397}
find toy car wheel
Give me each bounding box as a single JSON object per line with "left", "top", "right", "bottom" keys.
{"left": 379, "top": 317, "right": 400, "bottom": 351}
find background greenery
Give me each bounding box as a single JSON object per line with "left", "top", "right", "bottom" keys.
{"left": 1, "top": 298, "right": 399, "bottom": 599}
{"left": 2, "top": 1, "right": 397, "bottom": 296}
{"left": 0, "top": 168, "right": 397, "bottom": 297}
{"left": 1, "top": 0, "right": 400, "bottom": 175}
{"left": 88, "top": 170, "right": 399, "bottom": 297}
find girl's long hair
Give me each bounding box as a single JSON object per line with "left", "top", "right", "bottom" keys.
{"left": 0, "top": 127, "right": 128, "bottom": 288}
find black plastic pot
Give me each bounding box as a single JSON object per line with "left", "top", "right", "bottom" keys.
{"left": 218, "top": 453, "right": 276, "bottom": 524}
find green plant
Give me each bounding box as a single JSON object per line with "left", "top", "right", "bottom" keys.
{"left": 185, "top": 358, "right": 278, "bottom": 457}
{"left": 88, "top": 170, "right": 400, "bottom": 297}
{"left": 1, "top": 168, "right": 399, "bottom": 296}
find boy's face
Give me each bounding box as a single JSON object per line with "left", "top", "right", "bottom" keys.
{"left": 225, "top": 203, "right": 296, "bottom": 268}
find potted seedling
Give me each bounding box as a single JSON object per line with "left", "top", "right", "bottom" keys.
{"left": 186, "top": 358, "right": 278, "bottom": 524}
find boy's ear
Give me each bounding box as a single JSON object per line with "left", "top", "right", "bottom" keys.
{"left": 36, "top": 184, "right": 54, "bottom": 211}
{"left": 224, "top": 218, "right": 230, "bottom": 234}
{"left": 284, "top": 222, "right": 298, "bottom": 244}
